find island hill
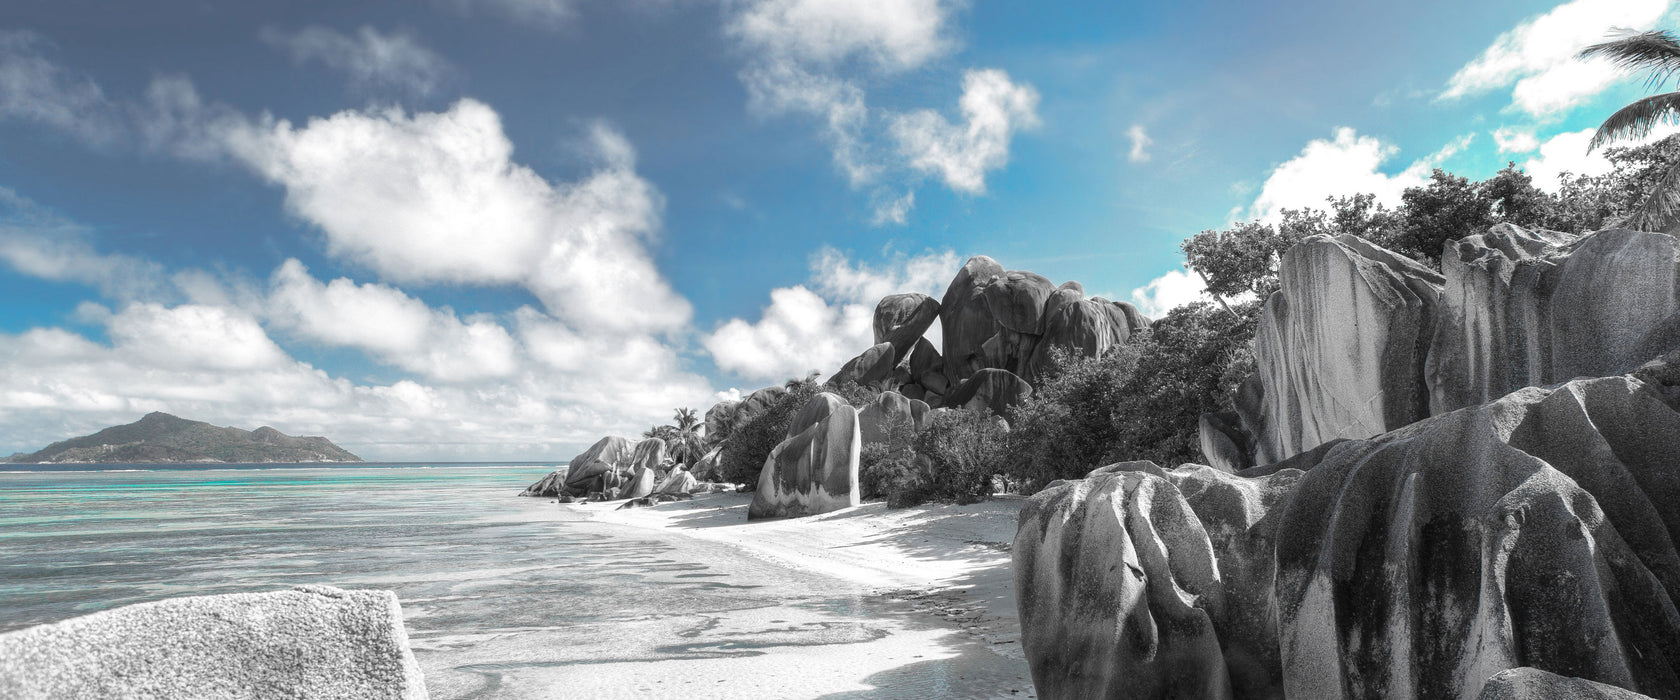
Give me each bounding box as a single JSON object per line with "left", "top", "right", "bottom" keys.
{"left": 4, "top": 412, "right": 362, "bottom": 464}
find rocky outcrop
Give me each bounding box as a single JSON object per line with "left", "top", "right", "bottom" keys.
{"left": 945, "top": 368, "right": 1033, "bottom": 417}
{"left": 874, "top": 293, "right": 941, "bottom": 363}
{"left": 856, "top": 390, "right": 930, "bottom": 449}
{"left": 1249, "top": 234, "right": 1444, "bottom": 463}
{"left": 1028, "top": 289, "right": 1147, "bottom": 383}
{"left": 0, "top": 585, "right": 427, "bottom": 699}
{"left": 1429, "top": 225, "right": 1680, "bottom": 414}
{"left": 630, "top": 438, "right": 666, "bottom": 473}
{"left": 1196, "top": 411, "right": 1251, "bottom": 473}
{"left": 748, "top": 392, "right": 861, "bottom": 520}
{"left": 519, "top": 468, "right": 568, "bottom": 497}
{"left": 655, "top": 468, "right": 699, "bottom": 495}
{"left": 551, "top": 436, "right": 637, "bottom": 496}
{"left": 690, "top": 446, "right": 723, "bottom": 481}
{"left": 941, "top": 256, "right": 1008, "bottom": 388}
{"left": 624, "top": 466, "right": 657, "bottom": 500}
{"left": 1017, "top": 355, "right": 1680, "bottom": 699}
{"left": 704, "top": 400, "right": 739, "bottom": 442}
{"left": 827, "top": 342, "right": 897, "bottom": 389}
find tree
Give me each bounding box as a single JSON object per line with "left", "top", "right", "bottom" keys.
{"left": 1004, "top": 343, "right": 1144, "bottom": 491}
{"left": 1579, "top": 29, "right": 1680, "bottom": 232}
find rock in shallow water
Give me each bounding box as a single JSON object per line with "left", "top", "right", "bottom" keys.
{"left": 1016, "top": 358, "right": 1680, "bottom": 699}
{"left": 0, "top": 585, "right": 427, "bottom": 699}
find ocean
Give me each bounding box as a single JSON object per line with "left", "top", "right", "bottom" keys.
{"left": 0, "top": 464, "right": 1028, "bottom": 699}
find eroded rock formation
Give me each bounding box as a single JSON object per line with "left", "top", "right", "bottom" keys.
{"left": 945, "top": 367, "right": 1034, "bottom": 417}
{"left": 1019, "top": 356, "right": 1680, "bottom": 699}
{"left": 748, "top": 392, "right": 862, "bottom": 520}
{"left": 0, "top": 585, "right": 427, "bottom": 699}
{"left": 856, "top": 390, "right": 931, "bottom": 449}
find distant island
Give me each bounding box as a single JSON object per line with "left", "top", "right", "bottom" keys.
{"left": 4, "top": 412, "right": 362, "bottom": 464}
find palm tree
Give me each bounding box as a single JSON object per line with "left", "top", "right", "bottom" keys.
{"left": 1580, "top": 29, "right": 1680, "bottom": 232}
{"left": 668, "top": 407, "right": 704, "bottom": 467}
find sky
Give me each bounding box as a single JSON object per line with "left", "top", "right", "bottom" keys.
{"left": 0, "top": 0, "right": 1673, "bottom": 460}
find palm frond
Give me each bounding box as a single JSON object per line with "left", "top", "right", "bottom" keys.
{"left": 1621, "top": 157, "right": 1680, "bottom": 232}
{"left": 1580, "top": 29, "right": 1680, "bottom": 91}
{"left": 1590, "top": 91, "right": 1680, "bottom": 150}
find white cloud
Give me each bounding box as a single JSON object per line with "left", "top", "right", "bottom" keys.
{"left": 0, "top": 30, "right": 120, "bottom": 146}
{"left": 1129, "top": 267, "right": 1212, "bottom": 318}
{"left": 871, "top": 189, "right": 914, "bottom": 225}
{"left": 1127, "top": 124, "right": 1152, "bottom": 163}
{"left": 1439, "top": 0, "right": 1670, "bottom": 117}
{"left": 1522, "top": 122, "right": 1680, "bottom": 192}
{"left": 1247, "top": 128, "right": 1472, "bottom": 222}
{"left": 741, "top": 62, "right": 876, "bottom": 184}
{"left": 103, "top": 303, "right": 290, "bottom": 372}
{"left": 1493, "top": 126, "right": 1541, "bottom": 153}
{"left": 729, "top": 0, "right": 953, "bottom": 72}
{"left": 890, "top": 69, "right": 1040, "bottom": 194}
{"left": 261, "top": 26, "right": 455, "bottom": 96}
{"left": 222, "top": 99, "right": 689, "bottom": 336}
{"left": 266, "top": 259, "right": 519, "bottom": 382}
{"left": 703, "top": 247, "right": 958, "bottom": 382}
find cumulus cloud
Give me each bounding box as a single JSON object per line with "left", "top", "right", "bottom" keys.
{"left": 266, "top": 259, "right": 519, "bottom": 382}
{"left": 704, "top": 247, "right": 959, "bottom": 382}
{"left": 1521, "top": 122, "right": 1680, "bottom": 192}
{"left": 890, "top": 69, "right": 1040, "bottom": 194}
{"left": 444, "top": 0, "right": 581, "bottom": 27}
{"left": 1127, "top": 124, "right": 1152, "bottom": 163}
{"left": 730, "top": 0, "right": 953, "bottom": 71}
{"left": 1439, "top": 0, "right": 1670, "bottom": 117}
{"left": 1129, "top": 267, "right": 1214, "bottom": 318}
{"left": 260, "top": 25, "right": 456, "bottom": 96}
{"left": 741, "top": 62, "right": 876, "bottom": 184}
{"left": 222, "top": 99, "right": 689, "bottom": 336}
{"left": 1247, "top": 128, "right": 1472, "bottom": 222}
{"left": 0, "top": 30, "right": 120, "bottom": 146}
{"left": 870, "top": 189, "right": 915, "bottom": 225}
{"left": 1493, "top": 126, "right": 1541, "bottom": 153}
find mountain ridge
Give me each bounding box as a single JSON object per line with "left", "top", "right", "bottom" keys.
{"left": 6, "top": 412, "right": 362, "bottom": 464}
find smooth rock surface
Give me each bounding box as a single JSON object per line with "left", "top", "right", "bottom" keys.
{"left": 1479, "top": 668, "right": 1658, "bottom": 700}
{"left": 1429, "top": 225, "right": 1680, "bottom": 413}
{"left": 1197, "top": 411, "right": 1252, "bottom": 473}
{"left": 624, "top": 466, "right": 657, "bottom": 500}
{"left": 1027, "top": 290, "right": 1147, "bottom": 383}
{"left": 983, "top": 270, "right": 1056, "bottom": 334}
{"left": 557, "top": 436, "right": 639, "bottom": 496}
{"left": 828, "top": 342, "right": 897, "bottom": 389}
{"left": 654, "top": 468, "right": 699, "bottom": 495}
{"left": 873, "top": 293, "right": 942, "bottom": 363}
{"left": 1250, "top": 233, "right": 1444, "bottom": 462}
{"left": 1016, "top": 358, "right": 1680, "bottom": 699}
{"left": 748, "top": 393, "right": 862, "bottom": 520}
{"left": 0, "top": 585, "right": 427, "bottom": 699}
{"left": 856, "top": 390, "right": 930, "bottom": 449}
{"left": 944, "top": 368, "right": 1033, "bottom": 417}
{"left": 630, "top": 438, "right": 666, "bottom": 473}
{"left": 941, "top": 256, "right": 1007, "bottom": 388}
{"left": 518, "top": 468, "right": 568, "bottom": 497}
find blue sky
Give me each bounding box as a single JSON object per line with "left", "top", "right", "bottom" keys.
{"left": 0, "top": 0, "right": 1670, "bottom": 459}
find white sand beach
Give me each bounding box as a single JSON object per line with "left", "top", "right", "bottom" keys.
{"left": 421, "top": 492, "right": 1035, "bottom": 699}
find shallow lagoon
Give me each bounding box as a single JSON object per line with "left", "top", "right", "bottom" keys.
{"left": 0, "top": 465, "right": 1030, "bottom": 699}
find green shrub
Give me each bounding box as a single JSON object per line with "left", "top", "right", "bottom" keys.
{"left": 905, "top": 409, "right": 1008, "bottom": 506}
{"left": 1003, "top": 343, "right": 1144, "bottom": 492}
{"left": 719, "top": 378, "right": 820, "bottom": 486}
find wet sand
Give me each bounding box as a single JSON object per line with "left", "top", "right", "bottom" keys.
{"left": 424, "top": 493, "right": 1035, "bottom": 699}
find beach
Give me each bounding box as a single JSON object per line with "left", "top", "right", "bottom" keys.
{"left": 0, "top": 466, "right": 1034, "bottom": 699}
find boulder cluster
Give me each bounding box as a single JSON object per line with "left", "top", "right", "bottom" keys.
{"left": 1015, "top": 226, "right": 1680, "bottom": 699}
{"left": 525, "top": 255, "right": 1150, "bottom": 521}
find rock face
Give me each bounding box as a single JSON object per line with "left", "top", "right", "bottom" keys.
{"left": 874, "top": 293, "right": 941, "bottom": 363}
{"left": 1429, "top": 225, "right": 1680, "bottom": 414}
{"left": 0, "top": 585, "right": 427, "bottom": 699}
{"left": 941, "top": 256, "right": 1009, "bottom": 389}
{"left": 554, "top": 436, "right": 638, "bottom": 496}
{"left": 1197, "top": 411, "right": 1252, "bottom": 473}
{"left": 630, "top": 438, "right": 666, "bottom": 472}
{"left": 624, "top": 466, "right": 657, "bottom": 500}
{"left": 748, "top": 392, "right": 861, "bottom": 520}
{"left": 1480, "top": 668, "right": 1658, "bottom": 700}
{"left": 1248, "top": 234, "right": 1444, "bottom": 463}
{"left": 855, "top": 390, "right": 930, "bottom": 449}
{"left": 827, "top": 342, "right": 897, "bottom": 389}
{"left": 1028, "top": 289, "right": 1147, "bottom": 384}
{"left": 1016, "top": 357, "right": 1680, "bottom": 699}
{"left": 519, "top": 468, "right": 568, "bottom": 497}
{"left": 945, "top": 368, "right": 1033, "bottom": 417}
{"left": 704, "top": 400, "right": 739, "bottom": 442}
{"left": 655, "top": 468, "right": 698, "bottom": 495}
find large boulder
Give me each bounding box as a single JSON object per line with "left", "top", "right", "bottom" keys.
{"left": 557, "top": 436, "right": 639, "bottom": 496}
{"left": 1027, "top": 289, "right": 1148, "bottom": 383}
{"left": 855, "top": 390, "right": 930, "bottom": 449}
{"left": 1480, "top": 668, "right": 1659, "bottom": 700}
{"left": 519, "top": 468, "right": 568, "bottom": 497}
{"left": 1015, "top": 356, "right": 1680, "bottom": 699}
{"left": 1197, "top": 411, "right": 1251, "bottom": 473}
{"left": 704, "top": 399, "right": 740, "bottom": 443}
{"left": 734, "top": 386, "right": 788, "bottom": 427}
{"left": 623, "top": 466, "right": 657, "bottom": 500}
{"left": 984, "top": 270, "right": 1057, "bottom": 334}
{"left": 827, "top": 342, "right": 897, "bottom": 389}
{"left": 629, "top": 438, "right": 666, "bottom": 472}
{"left": 748, "top": 392, "right": 862, "bottom": 520}
{"left": 944, "top": 368, "right": 1033, "bottom": 416}
{"left": 1250, "top": 234, "right": 1444, "bottom": 462}
{"left": 655, "top": 468, "right": 699, "bottom": 495}
{"left": 690, "top": 445, "right": 723, "bottom": 481}
{"left": 874, "top": 293, "right": 941, "bottom": 363}
{"left": 1428, "top": 225, "right": 1680, "bottom": 414}
{"left": 941, "top": 256, "right": 1007, "bottom": 388}
{"left": 0, "top": 585, "right": 427, "bottom": 699}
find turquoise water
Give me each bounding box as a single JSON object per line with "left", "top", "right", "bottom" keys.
{"left": 0, "top": 465, "right": 1027, "bottom": 699}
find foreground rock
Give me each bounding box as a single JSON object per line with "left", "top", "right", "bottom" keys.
{"left": 554, "top": 436, "right": 638, "bottom": 497}
{"left": 748, "top": 392, "right": 861, "bottom": 520}
{"left": 0, "top": 585, "right": 427, "bottom": 699}
{"left": 1018, "top": 355, "right": 1680, "bottom": 699}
